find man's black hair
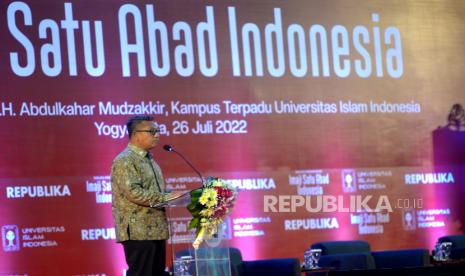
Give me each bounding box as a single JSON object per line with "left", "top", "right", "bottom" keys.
{"left": 126, "top": 115, "right": 154, "bottom": 138}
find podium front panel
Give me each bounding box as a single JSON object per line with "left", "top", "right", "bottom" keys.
{"left": 168, "top": 205, "right": 232, "bottom": 276}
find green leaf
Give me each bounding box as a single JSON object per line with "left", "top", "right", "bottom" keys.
{"left": 190, "top": 189, "right": 203, "bottom": 198}
{"left": 188, "top": 217, "right": 199, "bottom": 229}
{"left": 187, "top": 202, "right": 197, "bottom": 212}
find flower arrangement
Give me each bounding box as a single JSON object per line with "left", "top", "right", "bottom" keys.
{"left": 187, "top": 177, "right": 237, "bottom": 249}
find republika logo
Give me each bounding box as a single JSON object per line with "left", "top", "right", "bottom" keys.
{"left": 2, "top": 225, "right": 20, "bottom": 252}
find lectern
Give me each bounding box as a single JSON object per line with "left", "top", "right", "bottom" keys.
{"left": 162, "top": 192, "right": 232, "bottom": 276}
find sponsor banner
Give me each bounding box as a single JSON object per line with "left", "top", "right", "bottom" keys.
{"left": 6, "top": 185, "right": 71, "bottom": 199}
{"left": 350, "top": 211, "right": 390, "bottom": 235}
{"left": 2, "top": 225, "right": 66, "bottom": 252}
{"left": 81, "top": 228, "right": 116, "bottom": 241}
{"left": 284, "top": 217, "right": 339, "bottom": 231}
{"left": 85, "top": 176, "right": 112, "bottom": 204}
{"left": 233, "top": 217, "right": 269, "bottom": 237}
{"left": 289, "top": 170, "right": 330, "bottom": 195}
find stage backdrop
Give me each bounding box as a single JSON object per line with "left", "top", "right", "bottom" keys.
{"left": 1, "top": 0, "right": 465, "bottom": 275}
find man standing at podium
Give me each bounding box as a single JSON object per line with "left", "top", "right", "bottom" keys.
{"left": 111, "top": 115, "right": 183, "bottom": 275}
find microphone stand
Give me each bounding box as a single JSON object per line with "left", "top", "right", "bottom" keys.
{"left": 162, "top": 145, "right": 205, "bottom": 274}
{"left": 163, "top": 145, "right": 205, "bottom": 184}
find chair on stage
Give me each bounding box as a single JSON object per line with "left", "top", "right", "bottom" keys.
{"left": 311, "top": 240, "right": 376, "bottom": 270}
{"left": 310, "top": 240, "right": 430, "bottom": 270}
{"left": 241, "top": 255, "right": 301, "bottom": 276}
{"left": 438, "top": 234, "right": 465, "bottom": 260}
{"left": 371, "top": 248, "right": 430, "bottom": 269}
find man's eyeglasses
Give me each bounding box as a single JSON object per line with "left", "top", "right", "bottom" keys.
{"left": 135, "top": 129, "right": 160, "bottom": 135}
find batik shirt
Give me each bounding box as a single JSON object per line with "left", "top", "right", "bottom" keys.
{"left": 111, "top": 143, "right": 169, "bottom": 242}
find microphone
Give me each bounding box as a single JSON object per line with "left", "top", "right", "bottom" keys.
{"left": 163, "top": 145, "right": 173, "bottom": 152}
{"left": 163, "top": 144, "right": 205, "bottom": 184}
